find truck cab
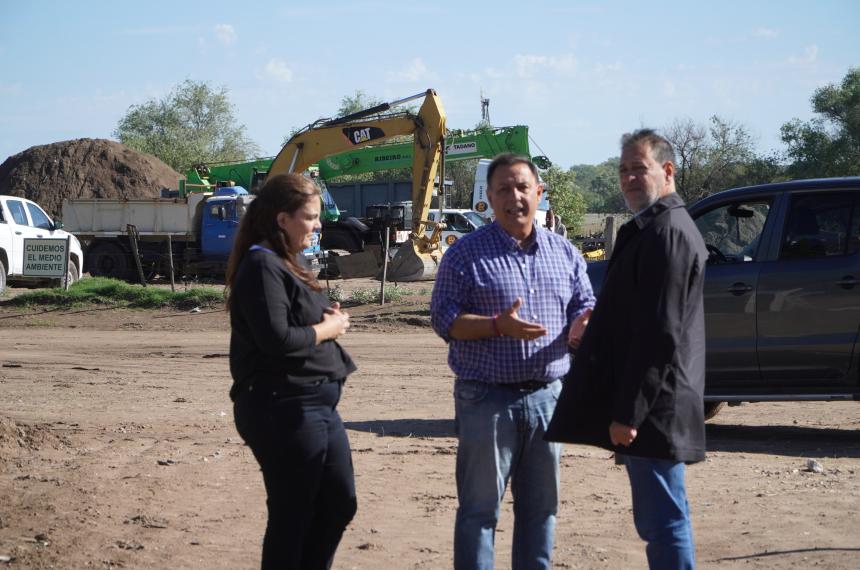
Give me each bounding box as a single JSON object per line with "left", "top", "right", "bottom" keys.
{"left": 0, "top": 195, "right": 84, "bottom": 292}
{"left": 199, "top": 187, "right": 321, "bottom": 264}
{"left": 199, "top": 188, "right": 250, "bottom": 259}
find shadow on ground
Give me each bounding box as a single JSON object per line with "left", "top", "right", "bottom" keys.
{"left": 345, "top": 418, "right": 455, "bottom": 438}
{"left": 706, "top": 423, "right": 860, "bottom": 458}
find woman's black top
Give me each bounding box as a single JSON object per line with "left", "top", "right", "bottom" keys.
{"left": 229, "top": 248, "right": 356, "bottom": 400}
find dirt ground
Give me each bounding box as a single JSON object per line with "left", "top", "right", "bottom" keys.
{"left": 1, "top": 278, "right": 859, "bottom": 569}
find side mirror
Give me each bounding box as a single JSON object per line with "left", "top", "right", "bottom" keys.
{"left": 728, "top": 205, "right": 755, "bottom": 219}
{"left": 52, "top": 220, "right": 64, "bottom": 230}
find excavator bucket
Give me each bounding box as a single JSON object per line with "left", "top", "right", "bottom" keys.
{"left": 385, "top": 241, "right": 442, "bottom": 282}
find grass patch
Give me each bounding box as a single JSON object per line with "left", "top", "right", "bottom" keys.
{"left": 26, "top": 318, "right": 57, "bottom": 327}
{"left": 347, "top": 285, "right": 409, "bottom": 305}
{"left": 328, "top": 284, "right": 347, "bottom": 304}
{"left": 2, "top": 277, "right": 223, "bottom": 310}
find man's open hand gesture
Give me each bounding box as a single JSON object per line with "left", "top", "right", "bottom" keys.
{"left": 496, "top": 297, "right": 547, "bottom": 340}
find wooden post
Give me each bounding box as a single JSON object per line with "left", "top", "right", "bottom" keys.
{"left": 380, "top": 226, "right": 390, "bottom": 305}
{"left": 127, "top": 224, "right": 147, "bottom": 286}
{"left": 603, "top": 216, "right": 617, "bottom": 259}
{"left": 323, "top": 250, "right": 331, "bottom": 296}
{"left": 166, "top": 235, "right": 176, "bottom": 292}
{"left": 63, "top": 235, "right": 71, "bottom": 291}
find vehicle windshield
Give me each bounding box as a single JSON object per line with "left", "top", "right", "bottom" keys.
{"left": 463, "top": 211, "right": 489, "bottom": 227}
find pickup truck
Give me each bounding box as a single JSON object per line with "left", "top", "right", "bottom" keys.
{"left": 0, "top": 195, "right": 84, "bottom": 293}
{"left": 587, "top": 177, "right": 860, "bottom": 418}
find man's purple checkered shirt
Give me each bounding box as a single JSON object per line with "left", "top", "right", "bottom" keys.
{"left": 430, "top": 221, "right": 595, "bottom": 384}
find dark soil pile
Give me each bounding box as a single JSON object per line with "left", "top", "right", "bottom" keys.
{"left": 0, "top": 138, "right": 181, "bottom": 219}
{"left": 0, "top": 414, "right": 69, "bottom": 454}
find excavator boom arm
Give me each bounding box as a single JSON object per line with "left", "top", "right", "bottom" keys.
{"left": 269, "top": 89, "right": 446, "bottom": 249}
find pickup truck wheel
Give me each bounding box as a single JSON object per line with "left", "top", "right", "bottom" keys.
{"left": 87, "top": 243, "right": 130, "bottom": 280}
{"left": 0, "top": 258, "right": 6, "bottom": 294}
{"left": 52, "top": 260, "right": 80, "bottom": 288}
{"left": 704, "top": 401, "right": 725, "bottom": 421}
{"left": 69, "top": 260, "right": 80, "bottom": 285}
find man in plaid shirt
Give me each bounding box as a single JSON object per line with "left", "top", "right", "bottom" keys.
{"left": 431, "top": 154, "right": 594, "bottom": 570}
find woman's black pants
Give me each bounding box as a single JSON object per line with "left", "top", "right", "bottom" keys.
{"left": 234, "top": 380, "right": 357, "bottom": 570}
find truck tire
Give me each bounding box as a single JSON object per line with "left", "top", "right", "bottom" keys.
{"left": 68, "top": 260, "right": 80, "bottom": 286}
{"left": 0, "top": 258, "right": 6, "bottom": 294}
{"left": 704, "top": 401, "right": 725, "bottom": 421}
{"left": 53, "top": 260, "right": 80, "bottom": 289}
{"left": 87, "top": 243, "right": 131, "bottom": 280}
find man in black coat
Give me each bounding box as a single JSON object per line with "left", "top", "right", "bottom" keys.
{"left": 546, "top": 129, "right": 708, "bottom": 570}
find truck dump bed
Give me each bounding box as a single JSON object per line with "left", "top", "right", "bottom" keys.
{"left": 62, "top": 194, "right": 207, "bottom": 238}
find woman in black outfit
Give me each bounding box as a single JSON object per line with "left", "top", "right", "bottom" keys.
{"left": 226, "top": 173, "right": 357, "bottom": 570}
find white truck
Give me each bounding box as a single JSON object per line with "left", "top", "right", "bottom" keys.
{"left": 0, "top": 195, "right": 84, "bottom": 293}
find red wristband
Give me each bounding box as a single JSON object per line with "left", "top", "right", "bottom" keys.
{"left": 492, "top": 314, "right": 502, "bottom": 337}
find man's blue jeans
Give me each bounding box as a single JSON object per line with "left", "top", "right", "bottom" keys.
{"left": 622, "top": 455, "right": 696, "bottom": 570}
{"left": 453, "top": 379, "right": 562, "bottom": 570}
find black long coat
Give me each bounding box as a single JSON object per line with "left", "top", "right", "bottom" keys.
{"left": 546, "top": 193, "right": 709, "bottom": 463}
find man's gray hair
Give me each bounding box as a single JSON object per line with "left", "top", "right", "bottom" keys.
{"left": 486, "top": 153, "right": 540, "bottom": 186}
{"left": 620, "top": 129, "right": 676, "bottom": 165}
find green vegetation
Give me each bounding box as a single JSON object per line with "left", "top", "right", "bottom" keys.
{"left": 328, "top": 284, "right": 347, "bottom": 304}
{"left": 542, "top": 165, "right": 587, "bottom": 235}
{"left": 114, "top": 79, "right": 260, "bottom": 172}
{"left": 781, "top": 67, "right": 860, "bottom": 179}
{"left": 572, "top": 68, "right": 859, "bottom": 215}
{"left": 347, "top": 286, "right": 409, "bottom": 305}
{"left": 2, "top": 278, "right": 223, "bottom": 310}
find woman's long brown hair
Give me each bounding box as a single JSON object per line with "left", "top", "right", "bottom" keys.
{"left": 225, "top": 173, "right": 322, "bottom": 311}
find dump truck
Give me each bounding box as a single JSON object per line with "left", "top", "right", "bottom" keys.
{"left": 61, "top": 186, "right": 283, "bottom": 280}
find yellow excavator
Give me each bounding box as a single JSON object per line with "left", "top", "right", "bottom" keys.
{"left": 269, "top": 89, "right": 447, "bottom": 281}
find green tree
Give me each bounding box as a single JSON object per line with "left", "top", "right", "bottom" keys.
{"left": 114, "top": 79, "right": 259, "bottom": 172}
{"left": 571, "top": 158, "right": 625, "bottom": 213}
{"left": 445, "top": 158, "right": 480, "bottom": 208}
{"left": 337, "top": 90, "right": 383, "bottom": 116}
{"left": 781, "top": 68, "right": 860, "bottom": 178}
{"left": 542, "top": 165, "right": 586, "bottom": 235}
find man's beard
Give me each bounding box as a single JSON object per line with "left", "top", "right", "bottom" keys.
{"left": 623, "top": 189, "right": 659, "bottom": 214}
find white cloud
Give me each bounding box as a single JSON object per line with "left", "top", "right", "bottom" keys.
{"left": 788, "top": 44, "right": 818, "bottom": 65}
{"left": 120, "top": 26, "right": 189, "bottom": 36}
{"left": 663, "top": 80, "right": 677, "bottom": 97}
{"left": 483, "top": 67, "right": 504, "bottom": 80}
{"left": 525, "top": 80, "right": 547, "bottom": 98}
{"left": 753, "top": 27, "right": 778, "bottom": 39}
{"left": 387, "top": 58, "right": 437, "bottom": 83}
{"left": 261, "top": 59, "right": 293, "bottom": 82}
{"left": 215, "top": 24, "right": 237, "bottom": 46}
{"left": 514, "top": 54, "right": 577, "bottom": 78}
{"left": 0, "top": 82, "right": 24, "bottom": 96}
{"left": 594, "top": 62, "right": 623, "bottom": 74}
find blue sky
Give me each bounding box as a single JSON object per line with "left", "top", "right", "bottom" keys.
{"left": 1, "top": 1, "right": 858, "bottom": 170}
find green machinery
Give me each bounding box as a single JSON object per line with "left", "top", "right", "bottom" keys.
{"left": 179, "top": 125, "right": 547, "bottom": 216}
{"left": 316, "top": 125, "right": 549, "bottom": 178}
